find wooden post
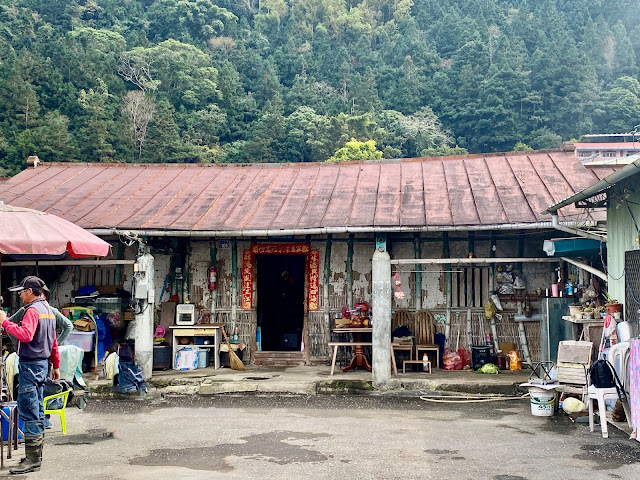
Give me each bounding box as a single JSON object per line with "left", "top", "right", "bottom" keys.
{"left": 114, "top": 243, "right": 124, "bottom": 286}
{"left": 231, "top": 238, "right": 237, "bottom": 327}
{"left": 347, "top": 234, "right": 354, "bottom": 308}
{"left": 303, "top": 252, "right": 310, "bottom": 365}
{"left": 466, "top": 308, "right": 473, "bottom": 349}
{"left": 444, "top": 233, "right": 452, "bottom": 347}
{"left": 414, "top": 233, "right": 422, "bottom": 311}
{"left": 324, "top": 234, "right": 332, "bottom": 332}
{"left": 210, "top": 242, "right": 217, "bottom": 317}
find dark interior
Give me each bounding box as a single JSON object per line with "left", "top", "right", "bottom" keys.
{"left": 256, "top": 254, "right": 305, "bottom": 351}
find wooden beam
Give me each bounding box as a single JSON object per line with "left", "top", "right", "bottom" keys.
{"left": 391, "top": 257, "right": 561, "bottom": 265}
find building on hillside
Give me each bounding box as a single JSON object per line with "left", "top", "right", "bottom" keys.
{"left": 0, "top": 153, "right": 618, "bottom": 374}
{"left": 573, "top": 133, "right": 640, "bottom": 164}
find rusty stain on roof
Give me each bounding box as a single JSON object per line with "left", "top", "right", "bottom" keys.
{"left": 0, "top": 153, "right": 610, "bottom": 233}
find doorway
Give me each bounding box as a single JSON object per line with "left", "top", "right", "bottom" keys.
{"left": 256, "top": 254, "right": 305, "bottom": 351}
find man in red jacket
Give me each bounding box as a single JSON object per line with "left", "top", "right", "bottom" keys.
{"left": 0, "top": 276, "right": 60, "bottom": 474}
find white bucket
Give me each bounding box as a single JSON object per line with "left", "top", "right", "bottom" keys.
{"left": 529, "top": 387, "right": 556, "bottom": 417}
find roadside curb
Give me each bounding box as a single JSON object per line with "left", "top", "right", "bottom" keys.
{"left": 85, "top": 377, "right": 527, "bottom": 399}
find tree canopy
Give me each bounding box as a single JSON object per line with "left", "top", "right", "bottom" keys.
{"left": 1, "top": 0, "right": 639, "bottom": 175}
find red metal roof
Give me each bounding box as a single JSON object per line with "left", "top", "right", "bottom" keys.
{"left": 0, "top": 153, "right": 607, "bottom": 234}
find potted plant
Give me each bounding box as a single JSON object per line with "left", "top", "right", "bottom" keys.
{"left": 594, "top": 305, "right": 606, "bottom": 319}
{"left": 569, "top": 303, "right": 582, "bottom": 318}
{"left": 603, "top": 292, "right": 622, "bottom": 314}
{"left": 582, "top": 306, "right": 594, "bottom": 320}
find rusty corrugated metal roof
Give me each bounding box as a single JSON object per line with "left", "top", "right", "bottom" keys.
{"left": 0, "top": 153, "right": 607, "bottom": 234}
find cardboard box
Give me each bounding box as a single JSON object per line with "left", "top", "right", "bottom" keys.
{"left": 73, "top": 318, "right": 95, "bottom": 332}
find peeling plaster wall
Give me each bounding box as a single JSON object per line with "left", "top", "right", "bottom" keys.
{"left": 352, "top": 242, "right": 374, "bottom": 304}
{"left": 420, "top": 240, "right": 446, "bottom": 309}
{"left": 329, "top": 242, "right": 348, "bottom": 306}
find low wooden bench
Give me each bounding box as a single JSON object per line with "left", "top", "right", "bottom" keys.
{"left": 401, "top": 359, "right": 432, "bottom": 374}
{"left": 328, "top": 342, "right": 372, "bottom": 376}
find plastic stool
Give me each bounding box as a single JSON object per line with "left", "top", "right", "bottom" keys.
{"left": 588, "top": 385, "right": 632, "bottom": 438}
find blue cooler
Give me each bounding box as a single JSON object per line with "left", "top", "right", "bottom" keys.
{"left": 197, "top": 348, "right": 211, "bottom": 368}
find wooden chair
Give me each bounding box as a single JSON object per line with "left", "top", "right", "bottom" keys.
{"left": 414, "top": 309, "right": 440, "bottom": 369}
{"left": 555, "top": 340, "right": 593, "bottom": 404}
{"left": 391, "top": 310, "right": 414, "bottom": 363}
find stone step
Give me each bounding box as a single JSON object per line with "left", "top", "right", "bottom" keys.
{"left": 253, "top": 351, "right": 306, "bottom": 366}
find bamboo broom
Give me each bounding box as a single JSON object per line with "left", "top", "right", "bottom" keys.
{"left": 221, "top": 327, "right": 245, "bottom": 371}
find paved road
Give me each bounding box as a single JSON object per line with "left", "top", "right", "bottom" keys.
{"left": 2, "top": 394, "right": 639, "bottom": 479}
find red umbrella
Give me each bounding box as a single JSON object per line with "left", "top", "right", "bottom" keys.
{"left": 0, "top": 201, "right": 110, "bottom": 258}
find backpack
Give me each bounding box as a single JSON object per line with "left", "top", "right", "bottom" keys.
{"left": 588, "top": 359, "right": 627, "bottom": 401}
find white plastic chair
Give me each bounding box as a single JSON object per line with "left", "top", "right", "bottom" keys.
{"left": 588, "top": 384, "right": 632, "bottom": 438}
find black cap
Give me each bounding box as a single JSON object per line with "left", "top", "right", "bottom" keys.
{"left": 8, "top": 275, "right": 46, "bottom": 292}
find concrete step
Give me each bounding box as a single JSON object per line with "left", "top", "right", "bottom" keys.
{"left": 254, "top": 351, "right": 305, "bottom": 366}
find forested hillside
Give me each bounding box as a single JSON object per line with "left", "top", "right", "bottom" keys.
{"left": 1, "top": 0, "right": 639, "bottom": 174}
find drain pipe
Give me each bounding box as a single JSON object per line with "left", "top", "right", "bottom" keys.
{"left": 551, "top": 214, "right": 606, "bottom": 242}
{"left": 559, "top": 257, "right": 607, "bottom": 282}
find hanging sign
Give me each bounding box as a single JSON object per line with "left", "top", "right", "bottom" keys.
{"left": 308, "top": 250, "right": 320, "bottom": 311}
{"left": 241, "top": 250, "right": 253, "bottom": 309}
{"left": 251, "top": 243, "right": 310, "bottom": 255}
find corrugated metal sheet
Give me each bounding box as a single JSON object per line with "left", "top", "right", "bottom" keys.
{"left": 0, "top": 153, "right": 607, "bottom": 233}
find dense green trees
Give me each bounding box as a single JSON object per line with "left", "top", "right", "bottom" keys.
{"left": 0, "top": 0, "right": 639, "bottom": 174}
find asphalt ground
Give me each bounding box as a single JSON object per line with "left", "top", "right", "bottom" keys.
{"left": 1, "top": 394, "right": 639, "bottom": 480}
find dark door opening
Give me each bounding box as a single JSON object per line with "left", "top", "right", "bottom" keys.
{"left": 257, "top": 254, "right": 305, "bottom": 351}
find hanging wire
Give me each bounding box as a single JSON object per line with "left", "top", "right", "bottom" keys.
{"left": 599, "top": 245, "right": 625, "bottom": 281}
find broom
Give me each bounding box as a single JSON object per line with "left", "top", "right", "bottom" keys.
{"left": 221, "top": 327, "right": 245, "bottom": 371}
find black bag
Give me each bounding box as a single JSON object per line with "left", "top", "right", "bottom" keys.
{"left": 43, "top": 379, "right": 75, "bottom": 408}
{"left": 588, "top": 359, "right": 627, "bottom": 401}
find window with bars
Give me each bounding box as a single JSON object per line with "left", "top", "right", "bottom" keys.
{"left": 451, "top": 267, "right": 490, "bottom": 308}
{"left": 625, "top": 250, "right": 640, "bottom": 320}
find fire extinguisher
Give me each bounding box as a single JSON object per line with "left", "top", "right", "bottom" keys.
{"left": 208, "top": 266, "right": 217, "bottom": 291}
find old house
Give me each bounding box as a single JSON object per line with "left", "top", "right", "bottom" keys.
{"left": 0, "top": 152, "right": 616, "bottom": 375}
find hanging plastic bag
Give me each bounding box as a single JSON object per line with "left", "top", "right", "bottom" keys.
{"left": 392, "top": 272, "right": 405, "bottom": 300}
{"left": 484, "top": 300, "right": 497, "bottom": 319}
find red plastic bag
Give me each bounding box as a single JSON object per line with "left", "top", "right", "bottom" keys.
{"left": 442, "top": 347, "right": 463, "bottom": 370}
{"left": 457, "top": 348, "right": 471, "bottom": 368}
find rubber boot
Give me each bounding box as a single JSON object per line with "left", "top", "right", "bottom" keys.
{"left": 10, "top": 436, "right": 42, "bottom": 474}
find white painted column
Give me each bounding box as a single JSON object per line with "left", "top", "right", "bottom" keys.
{"left": 135, "top": 251, "right": 155, "bottom": 380}
{"left": 372, "top": 249, "right": 392, "bottom": 387}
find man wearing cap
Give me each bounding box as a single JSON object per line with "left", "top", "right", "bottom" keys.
{"left": 0, "top": 275, "right": 60, "bottom": 474}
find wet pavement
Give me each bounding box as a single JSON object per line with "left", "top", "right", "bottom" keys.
{"left": 1, "top": 395, "right": 639, "bottom": 479}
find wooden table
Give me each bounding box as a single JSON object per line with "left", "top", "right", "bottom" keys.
{"left": 331, "top": 327, "right": 372, "bottom": 373}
